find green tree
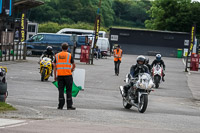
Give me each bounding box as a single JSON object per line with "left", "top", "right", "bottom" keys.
{"left": 112, "top": 0, "right": 151, "bottom": 28}
{"left": 144, "top": 0, "right": 200, "bottom": 33}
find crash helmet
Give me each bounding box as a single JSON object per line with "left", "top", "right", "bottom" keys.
{"left": 136, "top": 55, "right": 146, "bottom": 65}
{"left": 46, "top": 46, "right": 53, "bottom": 53}
{"left": 145, "top": 58, "right": 149, "bottom": 64}
{"left": 156, "top": 54, "right": 161, "bottom": 61}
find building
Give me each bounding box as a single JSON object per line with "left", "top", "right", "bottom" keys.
{"left": 109, "top": 27, "right": 190, "bottom": 57}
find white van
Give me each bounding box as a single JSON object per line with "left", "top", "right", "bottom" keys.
{"left": 96, "top": 37, "right": 110, "bottom": 57}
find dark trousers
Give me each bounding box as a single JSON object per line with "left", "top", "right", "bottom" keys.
{"left": 57, "top": 75, "right": 73, "bottom": 108}
{"left": 114, "top": 60, "right": 121, "bottom": 74}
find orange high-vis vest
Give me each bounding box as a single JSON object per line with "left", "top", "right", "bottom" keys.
{"left": 56, "top": 51, "right": 72, "bottom": 76}
{"left": 114, "top": 49, "right": 122, "bottom": 61}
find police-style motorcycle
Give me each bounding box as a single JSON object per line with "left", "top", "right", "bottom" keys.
{"left": 119, "top": 73, "right": 154, "bottom": 113}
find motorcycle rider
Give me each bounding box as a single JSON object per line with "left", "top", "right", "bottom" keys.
{"left": 123, "top": 55, "right": 149, "bottom": 97}
{"left": 40, "top": 46, "right": 55, "bottom": 76}
{"left": 144, "top": 58, "right": 151, "bottom": 72}
{"left": 40, "top": 46, "right": 55, "bottom": 61}
{"left": 151, "top": 54, "right": 165, "bottom": 81}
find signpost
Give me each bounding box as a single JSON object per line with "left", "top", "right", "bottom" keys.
{"left": 80, "top": 45, "right": 90, "bottom": 63}
{"left": 190, "top": 53, "right": 199, "bottom": 71}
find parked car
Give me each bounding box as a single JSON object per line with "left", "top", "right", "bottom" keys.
{"left": 96, "top": 37, "right": 110, "bottom": 57}
{"left": 25, "top": 33, "right": 87, "bottom": 55}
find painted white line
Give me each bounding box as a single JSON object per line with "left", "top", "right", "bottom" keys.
{"left": 0, "top": 118, "right": 25, "bottom": 127}
{"left": 6, "top": 122, "right": 28, "bottom": 128}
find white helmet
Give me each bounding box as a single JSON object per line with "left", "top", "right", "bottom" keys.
{"left": 156, "top": 54, "right": 161, "bottom": 60}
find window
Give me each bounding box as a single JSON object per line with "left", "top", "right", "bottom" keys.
{"left": 29, "top": 34, "right": 33, "bottom": 38}
{"left": 32, "top": 35, "right": 43, "bottom": 42}
{"left": 28, "top": 25, "right": 36, "bottom": 32}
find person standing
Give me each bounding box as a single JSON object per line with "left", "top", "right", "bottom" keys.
{"left": 53, "top": 43, "right": 76, "bottom": 110}
{"left": 113, "top": 45, "right": 122, "bottom": 76}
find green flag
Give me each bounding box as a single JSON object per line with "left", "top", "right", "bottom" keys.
{"left": 52, "top": 81, "right": 82, "bottom": 97}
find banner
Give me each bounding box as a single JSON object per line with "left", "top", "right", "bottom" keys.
{"left": 187, "top": 24, "right": 196, "bottom": 56}
{"left": 5, "top": 0, "right": 12, "bottom": 16}
{"left": 0, "top": 0, "right": 2, "bottom": 14}
{"left": 93, "top": 15, "right": 101, "bottom": 48}
{"left": 20, "top": 12, "right": 26, "bottom": 42}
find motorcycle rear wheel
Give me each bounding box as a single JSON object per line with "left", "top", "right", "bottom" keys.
{"left": 123, "top": 99, "right": 132, "bottom": 109}
{"left": 138, "top": 94, "right": 148, "bottom": 113}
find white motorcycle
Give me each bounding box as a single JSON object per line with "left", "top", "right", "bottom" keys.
{"left": 119, "top": 73, "right": 154, "bottom": 113}
{"left": 152, "top": 64, "right": 163, "bottom": 88}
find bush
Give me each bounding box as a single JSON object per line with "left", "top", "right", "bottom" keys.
{"left": 38, "top": 22, "right": 108, "bottom": 33}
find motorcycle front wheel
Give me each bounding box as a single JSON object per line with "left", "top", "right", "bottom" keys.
{"left": 41, "top": 68, "right": 46, "bottom": 81}
{"left": 138, "top": 94, "right": 148, "bottom": 113}
{"left": 154, "top": 75, "right": 160, "bottom": 88}
{"left": 123, "top": 98, "right": 132, "bottom": 109}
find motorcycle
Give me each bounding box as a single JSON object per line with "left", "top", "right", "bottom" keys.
{"left": 119, "top": 73, "right": 154, "bottom": 113}
{"left": 0, "top": 66, "right": 8, "bottom": 102}
{"left": 152, "top": 64, "right": 163, "bottom": 88}
{"left": 40, "top": 57, "right": 52, "bottom": 81}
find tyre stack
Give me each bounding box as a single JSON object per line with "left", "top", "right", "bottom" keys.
{"left": 0, "top": 67, "right": 7, "bottom": 102}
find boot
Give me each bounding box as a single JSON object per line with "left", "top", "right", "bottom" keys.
{"left": 162, "top": 76, "right": 165, "bottom": 82}
{"left": 67, "top": 106, "right": 76, "bottom": 110}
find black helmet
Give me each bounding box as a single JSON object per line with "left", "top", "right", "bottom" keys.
{"left": 137, "top": 55, "right": 145, "bottom": 64}
{"left": 46, "top": 46, "right": 53, "bottom": 52}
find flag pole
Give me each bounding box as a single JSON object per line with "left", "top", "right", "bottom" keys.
{"left": 91, "top": 0, "right": 101, "bottom": 65}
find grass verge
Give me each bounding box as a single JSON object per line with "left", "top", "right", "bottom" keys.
{"left": 0, "top": 102, "right": 16, "bottom": 112}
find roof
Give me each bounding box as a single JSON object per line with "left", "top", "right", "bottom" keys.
{"left": 57, "top": 28, "right": 106, "bottom": 34}
{"left": 110, "top": 27, "right": 190, "bottom": 35}
{"left": 13, "top": 0, "right": 44, "bottom": 11}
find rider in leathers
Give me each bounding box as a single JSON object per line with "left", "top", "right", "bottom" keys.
{"left": 144, "top": 58, "right": 151, "bottom": 72}
{"left": 40, "top": 46, "right": 55, "bottom": 62}
{"left": 40, "top": 46, "right": 55, "bottom": 76}
{"left": 123, "top": 55, "right": 149, "bottom": 97}
{"left": 151, "top": 54, "right": 165, "bottom": 81}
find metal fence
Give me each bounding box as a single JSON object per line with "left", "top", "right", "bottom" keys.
{"left": 0, "top": 31, "right": 26, "bottom": 62}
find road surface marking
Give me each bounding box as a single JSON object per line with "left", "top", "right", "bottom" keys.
{"left": 0, "top": 118, "right": 26, "bottom": 128}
